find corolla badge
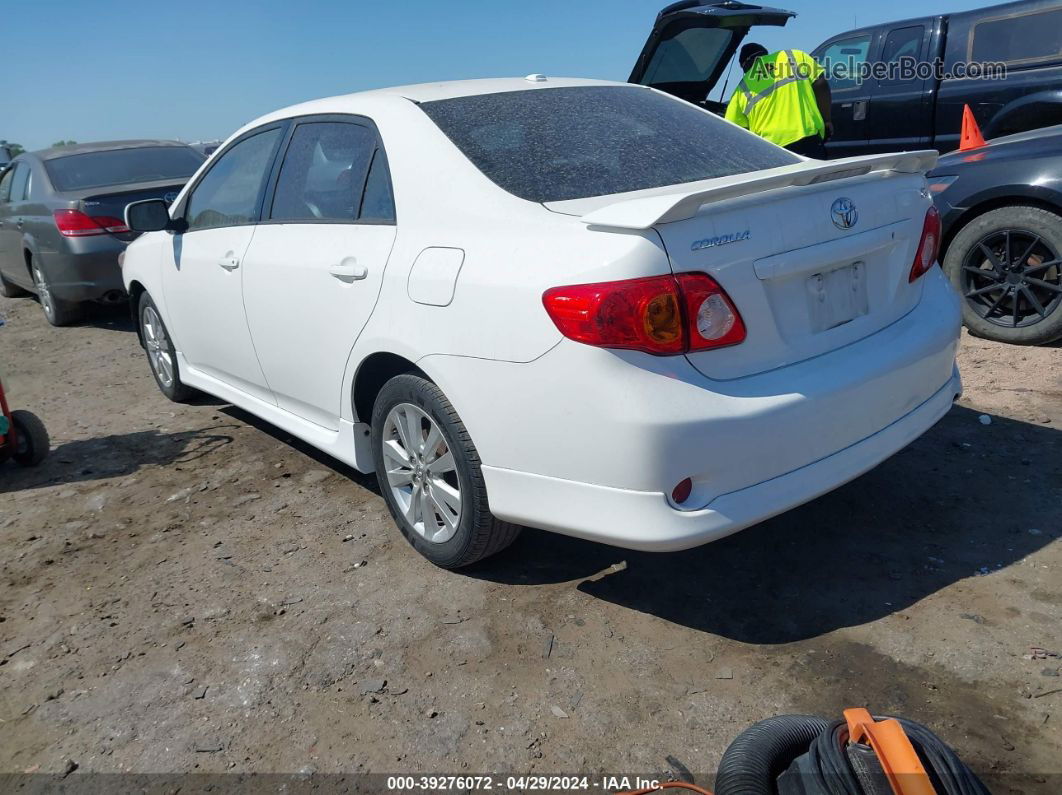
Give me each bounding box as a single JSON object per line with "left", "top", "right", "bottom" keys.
{"left": 163, "top": 191, "right": 179, "bottom": 204}
{"left": 831, "top": 197, "right": 858, "bottom": 230}
{"left": 691, "top": 229, "right": 751, "bottom": 252}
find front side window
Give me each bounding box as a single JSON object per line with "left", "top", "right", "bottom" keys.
{"left": 45, "top": 147, "right": 205, "bottom": 192}
{"left": 818, "top": 35, "right": 873, "bottom": 91}
{"left": 186, "top": 128, "right": 282, "bottom": 231}
{"left": 420, "top": 86, "right": 798, "bottom": 204}
{"left": 270, "top": 121, "right": 376, "bottom": 222}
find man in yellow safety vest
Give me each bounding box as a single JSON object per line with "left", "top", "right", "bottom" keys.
{"left": 725, "top": 43, "right": 834, "bottom": 159}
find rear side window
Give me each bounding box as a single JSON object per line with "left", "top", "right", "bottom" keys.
{"left": 641, "top": 27, "right": 733, "bottom": 85}
{"left": 0, "top": 167, "right": 14, "bottom": 203}
{"left": 419, "top": 86, "right": 798, "bottom": 203}
{"left": 270, "top": 121, "right": 377, "bottom": 222}
{"left": 971, "top": 7, "right": 1062, "bottom": 65}
{"left": 44, "top": 147, "right": 205, "bottom": 192}
{"left": 359, "top": 150, "right": 396, "bottom": 223}
{"left": 186, "top": 128, "right": 282, "bottom": 231}
{"left": 8, "top": 163, "right": 30, "bottom": 202}
{"left": 880, "top": 26, "right": 925, "bottom": 84}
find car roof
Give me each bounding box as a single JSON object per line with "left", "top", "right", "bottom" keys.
{"left": 34, "top": 139, "right": 194, "bottom": 161}
{"left": 256, "top": 76, "right": 628, "bottom": 120}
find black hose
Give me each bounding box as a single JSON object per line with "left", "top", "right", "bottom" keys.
{"left": 803, "top": 717, "right": 990, "bottom": 795}
{"left": 715, "top": 715, "right": 831, "bottom": 795}
{"left": 716, "top": 713, "right": 990, "bottom": 795}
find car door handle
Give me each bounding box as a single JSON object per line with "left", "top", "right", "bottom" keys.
{"left": 329, "top": 259, "right": 368, "bottom": 282}
{"left": 218, "top": 256, "right": 240, "bottom": 271}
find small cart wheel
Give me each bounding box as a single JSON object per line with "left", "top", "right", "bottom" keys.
{"left": 11, "top": 410, "right": 49, "bottom": 467}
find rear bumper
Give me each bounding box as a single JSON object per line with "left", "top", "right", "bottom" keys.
{"left": 482, "top": 367, "right": 960, "bottom": 551}
{"left": 43, "top": 245, "right": 126, "bottom": 302}
{"left": 424, "top": 267, "right": 962, "bottom": 552}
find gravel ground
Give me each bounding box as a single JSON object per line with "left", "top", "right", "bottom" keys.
{"left": 0, "top": 294, "right": 1059, "bottom": 792}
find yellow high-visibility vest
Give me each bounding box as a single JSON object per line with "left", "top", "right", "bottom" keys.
{"left": 725, "top": 49, "right": 826, "bottom": 147}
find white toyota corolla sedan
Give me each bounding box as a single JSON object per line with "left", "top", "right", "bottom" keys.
{"left": 122, "top": 77, "right": 962, "bottom": 568}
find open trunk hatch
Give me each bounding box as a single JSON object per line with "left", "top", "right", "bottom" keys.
{"left": 629, "top": 1, "right": 796, "bottom": 107}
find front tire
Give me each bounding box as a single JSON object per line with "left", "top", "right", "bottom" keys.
{"left": 370, "top": 374, "right": 520, "bottom": 568}
{"left": 943, "top": 206, "right": 1062, "bottom": 345}
{"left": 138, "top": 292, "right": 195, "bottom": 402}
{"left": 11, "top": 410, "right": 49, "bottom": 466}
{"left": 30, "top": 257, "right": 81, "bottom": 326}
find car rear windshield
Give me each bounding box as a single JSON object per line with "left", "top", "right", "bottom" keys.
{"left": 419, "top": 85, "right": 800, "bottom": 203}
{"left": 44, "top": 146, "right": 205, "bottom": 192}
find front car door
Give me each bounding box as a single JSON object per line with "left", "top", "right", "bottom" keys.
{"left": 162, "top": 124, "right": 286, "bottom": 403}
{"left": 814, "top": 32, "right": 879, "bottom": 158}
{"left": 241, "top": 116, "right": 397, "bottom": 430}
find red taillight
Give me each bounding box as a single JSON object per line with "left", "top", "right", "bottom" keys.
{"left": 542, "top": 272, "right": 745, "bottom": 356}
{"left": 909, "top": 206, "right": 941, "bottom": 283}
{"left": 53, "top": 209, "right": 129, "bottom": 237}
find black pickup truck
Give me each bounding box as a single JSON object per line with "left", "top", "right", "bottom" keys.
{"left": 813, "top": 0, "right": 1062, "bottom": 157}
{"left": 630, "top": 0, "right": 1062, "bottom": 157}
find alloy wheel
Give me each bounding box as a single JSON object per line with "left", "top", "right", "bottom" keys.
{"left": 31, "top": 263, "right": 56, "bottom": 321}
{"left": 381, "top": 402, "right": 462, "bottom": 544}
{"left": 141, "top": 305, "right": 175, "bottom": 388}
{"left": 961, "top": 230, "right": 1062, "bottom": 328}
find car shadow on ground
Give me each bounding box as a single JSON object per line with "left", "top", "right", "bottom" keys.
{"left": 0, "top": 424, "right": 237, "bottom": 493}
{"left": 219, "top": 405, "right": 382, "bottom": 496}
{"left": 465, "top": 405, "right": 1061, "bottom": 644}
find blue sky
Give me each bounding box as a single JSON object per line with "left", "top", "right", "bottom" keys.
{"left": 5, "top": 0, "right": 989, "bottom": 150}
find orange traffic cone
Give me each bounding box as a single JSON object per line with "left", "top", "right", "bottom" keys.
{"left": 959, "top": 104, "right": 986, "bottom": 151}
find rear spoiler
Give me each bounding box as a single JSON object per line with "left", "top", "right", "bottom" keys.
{"left": 579, "top": 151, "right": 938, "bottom": 230}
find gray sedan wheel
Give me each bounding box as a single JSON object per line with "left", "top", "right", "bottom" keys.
{"left": 30, "top": 258, "right": 80, "bottom": 326}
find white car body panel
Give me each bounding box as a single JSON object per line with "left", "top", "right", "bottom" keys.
{"left": 122, "top": 77, "right": 962, "bottom": 553}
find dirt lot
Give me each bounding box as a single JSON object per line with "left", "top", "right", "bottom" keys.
{"left": 0, "top": 294, "right": 1059, "bottom": 792}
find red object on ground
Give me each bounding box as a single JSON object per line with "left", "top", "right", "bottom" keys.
{"left": 959, "top": 105, "right": 986, "bottom": 151}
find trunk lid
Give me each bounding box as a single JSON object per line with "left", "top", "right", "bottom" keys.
{"left": 548, "top": 151, "right": 938, "bottom": 380}
{"left": 629, "top": 1, "right": 796, "bottom": 106}
{"left": 67, "top": 180, "right": 188, "bottom": 241}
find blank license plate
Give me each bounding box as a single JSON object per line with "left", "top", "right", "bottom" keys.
{"left": 806, "top": 262, "right": 868, "bottom": 333}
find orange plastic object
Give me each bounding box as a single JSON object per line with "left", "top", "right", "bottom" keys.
{"left": 959, "top": 104, "right": 987, "bottom": 151}
{"left": 844, "top": 708, "right": 936, "bottom": 795}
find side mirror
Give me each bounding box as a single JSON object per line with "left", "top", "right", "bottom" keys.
{"left": 125, "top": 198, "right": 175, "bottom": 233}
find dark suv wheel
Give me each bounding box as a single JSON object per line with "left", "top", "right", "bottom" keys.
{"left": 943, "top": 206, "right": 1062, "bottom": 345}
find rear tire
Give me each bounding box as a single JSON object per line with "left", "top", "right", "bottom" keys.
{"left": 138, "top": 292, "right": 196, "bottom": 403}
{"left": 11, "top": 410, "right": 49, "bottom": 466}
{"left": 29, "top": 257, "right": 81, "bottom": 326}
{"left": 0, "top": 272, "right": 28, "bottom": 298}
{"left": 371, "top": 374, "right": 520, "bottom": 568}
{"left": 943, "top": 205, "right": 1062, "bottom": 345}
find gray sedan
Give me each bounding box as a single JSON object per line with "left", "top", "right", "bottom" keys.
{"left": 0, "top": 140, "right": 204, "bottom": 325}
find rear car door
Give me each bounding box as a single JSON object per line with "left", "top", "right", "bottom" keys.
{"left": 242, "top": 116, "right": 396, "bottom": 430}
{"left": 814, "top": 32, "right": 878, "bottom": 158}
{"left": 866, "top": 21, "right": 937, "bottom": 153}
{"left": 0, "top": 166, "right": 20, "bottom": 283}
{"left": 162, "top": 124, "right": 285, "bottom": 402}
